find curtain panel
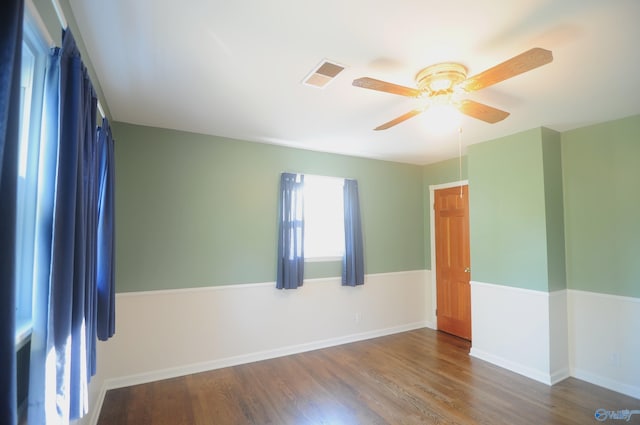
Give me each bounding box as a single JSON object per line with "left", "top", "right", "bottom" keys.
{"left": 28, "top": 29, "right": 115, "bottom": 424}
{"left": 276, "top": 173, "right": 305, "bottom": 289}
{"left": 96, "top": 118, "right": 116, "bottom": 342}
{"left": 0, "top": 1, "right": 25, "bottom": 424}
{"left": 342, "top": 179, "right": 364, "bottom": 286}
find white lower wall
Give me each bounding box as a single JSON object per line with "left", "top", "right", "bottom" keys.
{"left": 82, "top": 270, "right": 433, "bottom": 425}
{"left": 548, "top": 290, "right": 570, "bottom": 384}
{"left": 568, "top": 289, "right": 640, "bottom": 399}
{"left": 470, "top": 281, "right": 639, "bottom": 398}
{"left": 469, "top": 281, "right": 567, "bottom": 385}
{"left": 79, "top": 274, "right": 640, "bottom": 425}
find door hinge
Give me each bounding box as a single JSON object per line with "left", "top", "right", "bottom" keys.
{"left": 435, "top": 308, "right": 438, "bottom": 316}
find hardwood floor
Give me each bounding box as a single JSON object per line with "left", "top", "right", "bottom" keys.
{"left": 97, "top": 329, "right": 639, "bottom": 424}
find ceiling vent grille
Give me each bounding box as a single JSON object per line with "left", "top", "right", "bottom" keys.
{"left": 302, "top": 60, "right": 345, "bottom": 88}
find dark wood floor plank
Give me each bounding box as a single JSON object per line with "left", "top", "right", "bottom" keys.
{"left": 97, "top": 328, "right": 640, "bottom": 424}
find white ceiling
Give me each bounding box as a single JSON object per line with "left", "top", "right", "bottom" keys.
{"left": 68, "top": 0, "right": 640, "bottom": 165}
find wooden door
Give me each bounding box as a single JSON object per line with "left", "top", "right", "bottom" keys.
{"left": 435, "top": 185, "right": 471, "bottom": 340}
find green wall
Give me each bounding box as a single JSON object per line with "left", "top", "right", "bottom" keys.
{"left": 467, "top": 128, "right": 555, "bottom": 291}
{"left": 562, "top": 115, "right": 640, "bottom": 297}
{"left": 113, "top": 116, "right": 639, "bottom": 296}
{"left": 113, "top": 123, "right": 425, "bottom": 292}
{"left": 422, "top": 157, "right": 468, "bottom": 269}
{"left": 541, "top": 128, "right": 566, "bottom": 291}
{"left": 35, "top": 0, "right": 637, "bottom": 299}
{"left": 424, "top": 118, "right": 638, "bottom": 298}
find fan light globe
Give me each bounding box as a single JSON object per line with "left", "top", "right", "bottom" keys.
{"left": 429, "top": 78, "right": 453, "bottom": 92}
{"left": 415, "top": 63, "right": 468, "bottom": 95}
{"left": 423, "top": 102, "right": 461, "bottom": 135}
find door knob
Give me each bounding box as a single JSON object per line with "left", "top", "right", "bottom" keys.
{"left": 464, "top": 267, "right": 471, "bottom": 273}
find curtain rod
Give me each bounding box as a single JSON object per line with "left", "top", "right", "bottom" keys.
{"left": 51, "top": 0, "right": 67, "bottom": 30}
{"left": 50, "top": 0, "right": 105, "bottom": 119}
{"left": 284, "top": 172, "right": 356, "bottom": 182}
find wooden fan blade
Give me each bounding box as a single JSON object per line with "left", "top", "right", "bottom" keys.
{"left": 457, "top": 99, "right": 509, "bottom": 124}
{"left": 463, "top": 47, "right": 553, "bottom": 92}
{"left": 353, "top": 77, "right": 422, "bottom": 97}
{"left": 374, "top": 109, "right": 424, "bottom": 131}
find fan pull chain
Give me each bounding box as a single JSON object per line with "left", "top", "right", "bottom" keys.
{"left": 458, "top": 127, "right": 463, "bottom": 198}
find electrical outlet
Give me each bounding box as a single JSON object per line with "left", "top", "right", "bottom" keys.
{"left": 610, "top": 352, "right": 621, "bottom": 368}
{"left": 354, "top": 313, "right": 361, "bottom": 323}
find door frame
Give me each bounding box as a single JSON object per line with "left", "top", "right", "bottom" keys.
{"left": 429, "top": 180, "right": 469, "bottom": 329}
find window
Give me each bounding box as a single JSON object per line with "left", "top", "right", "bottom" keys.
{"left": 303, "top": 175, "right": 344, "bottom": 260}
{"left": 15, "top": 7, "right": 48, "bottom": 346}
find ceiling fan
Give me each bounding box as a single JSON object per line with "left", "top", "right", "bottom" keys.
{"left": 352, "top": 47, "right": 553, "bottom": 130}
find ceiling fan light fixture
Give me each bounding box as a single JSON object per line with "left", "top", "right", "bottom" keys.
{"left": 429, "top": 78, "right": 453, "bottom": 92}
{"left": 428, "top": 92, "right": 454, "bottom": 107}
{"left": 352, "top": 47, "right": 553, "bottom": 130}
{"left": 415, "top": 63, "right": 468, "bottom": 95}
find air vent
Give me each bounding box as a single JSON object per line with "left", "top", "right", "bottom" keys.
{"left": 302, "top": 60, "right": 345, "bottom": 88}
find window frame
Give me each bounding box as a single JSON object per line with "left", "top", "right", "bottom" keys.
{"left": 15, "top": 8, "right": 49, "bottom": 348}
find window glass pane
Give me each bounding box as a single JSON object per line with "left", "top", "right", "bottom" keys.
{"left": 19, "top": 43, "right": 35, "bottom": 178}
{"left": 15, "top": 16, "right": 47, "bottom": 341}
{"left": 304, "top": 175, "right": 344, "bottom": 259}
{"left": 15, "top": 41, "right": 36, "bottom": 334}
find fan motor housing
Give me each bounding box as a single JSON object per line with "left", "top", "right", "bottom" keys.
{"left": 415, "top": 63, "right": 468, "bottom": 95}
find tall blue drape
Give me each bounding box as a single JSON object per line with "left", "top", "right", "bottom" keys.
{"left": 342, "top": 179, "right": 364, "bottom": 286}
{"left": 28, "top": 29, "right": 115, "bottom": 424}
{"left": 96, "top": 118, "right": 116, "bottom": 342}
{"left": 276, "top": 173, "right": 305, "bottom": 289}
{"left": 0, "top": 1, "right": 24, "bottom": 423}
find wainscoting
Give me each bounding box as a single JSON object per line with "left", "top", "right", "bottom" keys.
{"left": 79, "top": 274, "right": 640, "bottom": 425}
{"left": 470, "top": 281, "right": 639, "bottom": 398}
{"left": 469, "top": 281, "right": 570, "bottom": 385}
{"left": 568, "top": 289, "right": 640, "bottom": 399}
{"left": 82, "top": 270, "right": 433, "bottom": 425}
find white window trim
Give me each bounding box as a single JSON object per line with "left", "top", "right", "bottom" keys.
{"left": 305, "top": 255, "right": 343, "bottom": 263}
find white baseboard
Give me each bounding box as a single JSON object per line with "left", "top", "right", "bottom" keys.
{"left": 81, "top": 385, "right": 107, "bottom": 425}
{"left": 85, "top": 320, "right": 434, "bottom": 425}
{"left": 84, "top": 322, "right": 435, "bottom": 425}
{"left": 549, "top": 367, "right": 571, "bottom": 386}
{"left": 470, "top": 347, "right": 555, "bottom": 385}
{"left": 469, "top": 348, "right": 570, "bottom": 386}
{"left": 83, "top": 276, "right": 639, "bottom": 425}
{"left": 568, "top": 289, "right": 640, "bottom": 399}
{"left": 470, "top": 281, "right": 560, "bottom": 385}
{"left": 104, "top": 320, "right": 431, "bottom": 391}
{"left": 85, "top": 270, "right": 433, "bottom": 425}
{"left": 471, "top": 283, "right": 639, "bottom": 398}
{"left": 572, "top": 368, "right": 640, "bottom": 400}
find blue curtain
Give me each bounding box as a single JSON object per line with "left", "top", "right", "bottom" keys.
{"left": 96, "top": 118, "right": 115, "bottom": 342}
{"left": 342, "top": 179, "right": 364, "bottom": 286}
{"left": 276, "top": 173, "right": 305, "bottom": 289}
{"left": 0, "top": 1, "right": 24, "bottom": 423}
{"left": 28, "top": 29, "right": 115, "bottom": 424}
